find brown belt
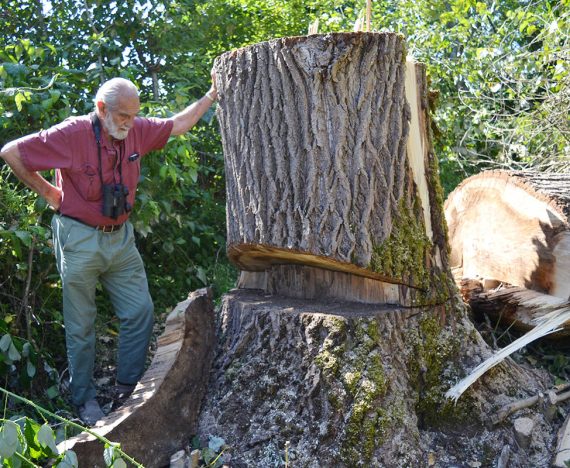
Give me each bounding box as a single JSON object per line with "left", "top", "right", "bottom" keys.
{"left": 96, "top": 224, "right": 124, "bottom": 233}
{"left": 59, "top": 214, "right": 124, "bottom": 233}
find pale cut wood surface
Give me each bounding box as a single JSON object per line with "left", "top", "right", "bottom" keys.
{"left": 445, "top": 170, "right": 570, "bottom": 298}
{"left": 238, "top": 265, "right": 414, "bottom": 306}
{"left": 405, "top": 59, "right": 433, "bottom": 242}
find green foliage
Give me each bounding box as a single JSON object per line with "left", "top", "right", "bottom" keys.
{"left": 0, "top": 417, "right": 64, "bottom": 466}
{"left": 0, "top": 386, "right": 145, "bottom": 466}
{"left": 0, "top": 166, "right": 65, "bottom": 409}
{"left": 366, "top": 0, "right": 570, "bottom": 187}
{"left": 191, "top": 434, "right": 227, "bottom": 467}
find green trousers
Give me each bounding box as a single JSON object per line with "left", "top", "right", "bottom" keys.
{"left": 51, "top": 214, "right": 154, "bottom": 406}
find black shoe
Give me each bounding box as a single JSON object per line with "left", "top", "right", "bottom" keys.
{"left": 111, "top": 382, "right": 136, "bottom": 410}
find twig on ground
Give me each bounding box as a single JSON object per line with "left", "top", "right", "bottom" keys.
{"left": 492, "top": 383, "right": 570, "bottom": 425}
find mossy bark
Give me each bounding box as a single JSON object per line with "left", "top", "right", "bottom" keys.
{"left": 197, "top": 290, "right": 552, "bottom": 467}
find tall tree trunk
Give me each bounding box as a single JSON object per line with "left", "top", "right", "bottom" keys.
{"left": 199, "top": 33, "right": 555, "bottom": 466}
{"left": 216, "top": 32, "right": 452, "bottom": 306}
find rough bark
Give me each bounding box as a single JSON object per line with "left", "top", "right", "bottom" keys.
{"left": 217, "top": 32, "right": 409, "bottom": 271}
{"left": 215, "top": 32, "right": 452, "bottom": 305}
{"left": 445, "top": 170, "right": 570, "bottom": 298}
{"left": 59, "top": 289, "right": 215, "bottom": 467}
{"left": 197, "top": 290, "right": 556, "bottom": 467}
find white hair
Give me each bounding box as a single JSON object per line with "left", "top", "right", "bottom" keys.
{"left": 94, "top": 78, "right": 139, "bottom": 113}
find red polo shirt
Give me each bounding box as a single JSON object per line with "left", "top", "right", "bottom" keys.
{"left": 18, "top": 115, "right": 173, "bottom": 226}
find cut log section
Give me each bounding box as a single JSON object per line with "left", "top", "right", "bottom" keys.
{"left": 445, "top": 170, "right": 570, "bottom": 299}
{"left": 57, "top": 288, "right": 216, "bottom": 467}
{"left": 215, "top": 32, "right": 453, "bottom": 306}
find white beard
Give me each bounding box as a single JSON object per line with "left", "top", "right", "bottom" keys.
{"left": 103, "top": 112, "right": 129, "bottom": 140}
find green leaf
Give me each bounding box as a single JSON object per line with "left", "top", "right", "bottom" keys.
{"left": 24, "top": 418, "right": 43, "bottom": 458}
{"left": 14, "top": 230, "right": 32, "bottom": 247}
{"left": 56, "top": 450, "right": 79, "bottom": 467}
{"left": 15, "top": 92, "right": 26, "bottom": 111}
{"left": 188, "top": 167, "right": 198, "bottom": 183}
{"left": 208, "top": 435, "right": 225, "bottom": 452}
{"left": 27, "top": 360, "right": 37, "bottom": 378}
{"left": 0, "top": 420, "right": 20, "bottom": 458}
{"left": 104, "top": 444, "right": 121, "bottom": 465}
{"left": 177, "top": 146, "right": 189, "bottom": 158}
{"left": 38, "top": 424, "right": 58, "bottom": 455}
{"left": 0, "top": 334, "right": 11, "bottom": 352}
{"left": 196, "top": 267, "right": 208, "bottom": 285}
{"left": 46, "top": 385, "right": 60, "bottom": 399}
{"left": 202, "top": 447, "right": 215, "bottom": 464}
{"left": 8, "top": 342, "right": 21, "bottom": 361}
{"left": 21, "top": 342, "right": 31, "bottom": 358}
{"left": 111, "top": 458, "right": 127, "bottom": 468}
{"left": 168, "top": 166, "right": 177, "bottom": 184}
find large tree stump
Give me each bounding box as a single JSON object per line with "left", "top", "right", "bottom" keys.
{"left": 200, "top": 33, "right": 558, "bottom": 466}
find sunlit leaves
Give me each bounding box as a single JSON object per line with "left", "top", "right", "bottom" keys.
{"left": 104, "top": 443, "right": 127, "bottom": 467}
{"left": 56, "top": 450, "right": 79, "bottom": 467}
{"left": 0, "top": 333, "right": 22, "bottom": 363}
{"left": 0, "top": 420, "right": 21, "bottom": 459}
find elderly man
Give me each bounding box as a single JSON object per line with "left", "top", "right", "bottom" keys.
{"left": 0, "top": 75, "right": 218, "bottom": 425}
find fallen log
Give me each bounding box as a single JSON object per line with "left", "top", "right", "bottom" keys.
{"left": 445, "top": 170, "right": 570, "bottom": 299}
{"left": 58, "top": 288, "right": 215, "bottom": 467}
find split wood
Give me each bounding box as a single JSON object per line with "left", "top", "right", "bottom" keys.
{"left": 492, "top": 384, "right": 570, "bottom": 425}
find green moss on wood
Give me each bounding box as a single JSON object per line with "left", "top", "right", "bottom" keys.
{"left": 407, "top": 310, "right": 478, "bottom": 428}
{"left": 315, "top": 317, "right": 348, "bottom": 377}
{"left": 369, "top": 197, "right": 431, "bottom": 292}
{"left": 336, "top": 320, "right": 391, "bottom": 464}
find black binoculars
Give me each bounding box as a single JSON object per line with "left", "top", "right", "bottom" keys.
{"left": 102, "top": 183, "right": 132, "bottom": 219}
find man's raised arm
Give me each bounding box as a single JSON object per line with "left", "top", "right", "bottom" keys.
{"left": 169, "top": 71, "right": 218, "bottom": 136}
